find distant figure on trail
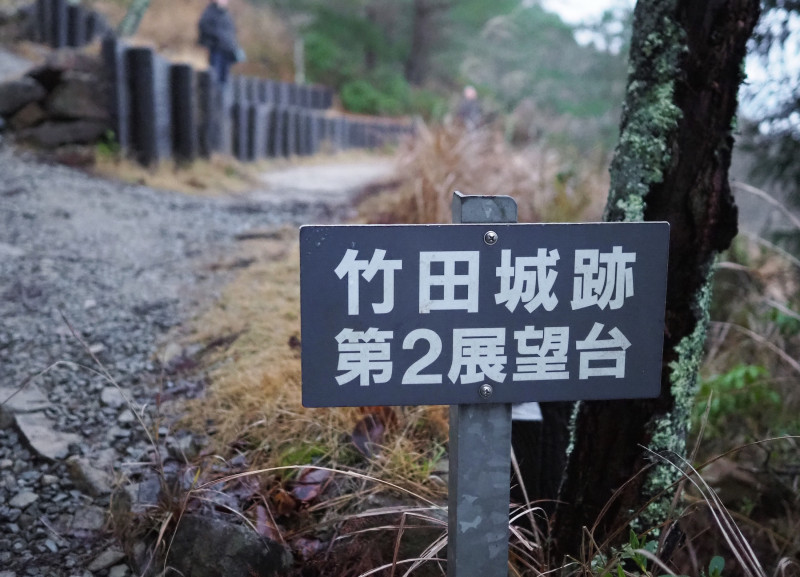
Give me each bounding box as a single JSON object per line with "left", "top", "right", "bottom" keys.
{"left": 456, "top": 85, "right": 481, "bottom": 130}
{"left": 198, "top": 0, "right": 245, "bottom": 85}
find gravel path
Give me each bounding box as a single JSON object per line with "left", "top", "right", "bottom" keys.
{"left": 0, "top": 133, "right": 393, "bottom": 576}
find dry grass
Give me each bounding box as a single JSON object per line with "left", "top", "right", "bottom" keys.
{"left": 356, "top": 121, "right": 610, "bottom": 226}
{"left": 179, "top": 229, "right": 449, "bottom": 495}
{"left": 91, "top": 152, "right": 272, "bottom": 196}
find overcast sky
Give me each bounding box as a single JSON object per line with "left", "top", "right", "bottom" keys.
{"left": 540, "top": 0, "right": 635, "bottom": 24}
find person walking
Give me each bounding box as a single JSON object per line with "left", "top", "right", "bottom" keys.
{"left": 456, "top": 85, "right": 482, "bottom": 130}
{"left": 198, "top": 0, "right": 244, "bottom": 85}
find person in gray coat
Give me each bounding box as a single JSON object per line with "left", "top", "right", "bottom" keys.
{"left": 198, "top": 0, "right": 244, "bottom": 85}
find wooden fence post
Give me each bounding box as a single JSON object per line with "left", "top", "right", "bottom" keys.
{"left": 170, "top": 64, "right": 198, "bottom": 164}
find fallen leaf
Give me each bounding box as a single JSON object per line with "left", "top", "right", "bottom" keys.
{"left": 271, "top": 488, "right": 297, "bottom": 516}
{"left": 254, "top": 504, "right": 282, "bottom": 542}
{"left": 292, "top": 537, "right": 325, "bottom": 561}
{"left": 291, "top": 468, "right": 332, "bottom": 503}
{"left": 352, "top": 412, "right": 387, "bottom": 458}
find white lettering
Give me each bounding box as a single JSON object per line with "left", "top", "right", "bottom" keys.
{"left": 335, "top": 328, "right": 393, "bottom": 386}
{"left": 513, "top": 325, "right": 569, "bottom": 381}
{"left": 448, "top": 328, "right": 506, "bottom": 384}
{"left": 402, "top": 329, "right": 443, "bottom": 384}
{"left": 495, "top": 249, "right": 559, "bottom": 313}
{"left": 571, "top": 246, "right": 636, "bottom": 310}
{"left": 576, "top": 323, "right": 631, "bottom": 379}
{"left": 334, "top": 249, "right": 402, "bottom": 315}
{"left": 419, "top": 251, "right": 480, "bottom": 313}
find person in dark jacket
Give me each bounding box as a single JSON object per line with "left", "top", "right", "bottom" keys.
{"left": 198, "top": 0, "right": 244, "bottom": 85}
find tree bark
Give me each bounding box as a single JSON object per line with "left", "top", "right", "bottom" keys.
{"left": 551, "top": 0, "right": 760, "bottom": 562}
{"left": 404, "top": 0, "right": 449, "bottom": 85}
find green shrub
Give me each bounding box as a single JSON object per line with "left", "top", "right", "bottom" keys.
{"left": 694, "top": 364, "right": 780, "bottom": 437}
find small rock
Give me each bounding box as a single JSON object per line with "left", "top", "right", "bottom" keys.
{"left": 88, "top": 343, "right": 106, "bottom": 355}
{"left": 0, "top": 242, "right": 26, "bottom": 259}
{"left": 9, "top": 101, "right": 46, "bottom": 131}
{"left": 100, "top": 387, "right": 126, "bottom": 409}
{"left": 0, "top": 77, "right": 46, "bottom": 116}
{"left": 0, "top": 383, "right": 50, "bottom": 428}
{"left": 14, "top": 412, "right": 81, "bottom": 461}
{"left": 87, "top": 547, "right": 125, "bottom": 572}
{"left": 8, "top": 491, "right": 38, "bottom": 509}
{"left": 117, "top": 409, "right": 136, "bottom": 425}
{"left": 167, "top": 434, "right": 200, "bottom": 461}
{"left": 44, "top": 539, "right": 58, "bottom": 553}
{"left": 0, "top": 570, "right": 16, "bottom": 577}
{"left": 40, "top": 474, "right": 59, "bottom": 486}
{"left": 108, "top": 565, "right": 130, "bottom": 577}
{"left": 70, "top": 505, "right": 106, "bottom": 532}
{"left": 83, "top": 298, "right": 97, "bottom": 310}
{"left": 94, "top": 448, "right": 119, "bottom": 470}
{"left": 0, "top": 459, "right": 12, "bottom": 470}
{"left": 66, "top": 456, "right": 113, "bottom": 497}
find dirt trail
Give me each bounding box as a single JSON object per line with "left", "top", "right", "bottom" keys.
{"left": 256, "top": 159, "right": 394, "bottom": 202}
{"left": 0, "top": 108, "right": 396, "bottom": 577}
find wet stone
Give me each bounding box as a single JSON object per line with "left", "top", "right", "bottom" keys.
{"left": 70, "top": 505, "right": 106, "bottom": 531}
{"left": 8, "top": 492, "right": 37, "bottom": 509}
{"left": 87, "top": 547, "right": 125, "bottom": 572}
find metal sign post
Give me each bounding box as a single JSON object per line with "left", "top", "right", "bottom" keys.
{"left": 298, "top": 193, "right": 670, "bottom": 575}
{"left": 448, "top": 191, "right": 516, "bottom": 576}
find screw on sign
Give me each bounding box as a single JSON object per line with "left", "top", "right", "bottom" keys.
{"left": 299, "top": 192, "right": 669, "bottom": 575}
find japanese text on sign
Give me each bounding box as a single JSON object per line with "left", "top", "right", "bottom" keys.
{"left": 300, "top": 223, "right": 669, "bottom": 407}
{"left": 333, "top": 247, "right": 635, "bottom": 387}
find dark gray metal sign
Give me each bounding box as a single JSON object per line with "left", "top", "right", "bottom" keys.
{"left": 300, "top": 222, "right": 669, "bottom": 407}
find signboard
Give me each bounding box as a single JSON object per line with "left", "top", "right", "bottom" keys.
{"left": 300, "top": 222, "right": 669, "bottom": 407}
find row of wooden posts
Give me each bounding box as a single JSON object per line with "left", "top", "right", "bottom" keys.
{"left": 28, "top": 0, "right": 111, "bottom": 49}
{"left": 102, "top": 38, "right": 413, "bottom": 166}
{"left": 27, "top": 1, "right": 415, "bottom": 166}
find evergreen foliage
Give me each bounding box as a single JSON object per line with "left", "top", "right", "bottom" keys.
{"left": 741, "top": 1, "right": 800, "bottom": 203}
{"left": 256, "top": 0, "right": 631, "bottom": 150}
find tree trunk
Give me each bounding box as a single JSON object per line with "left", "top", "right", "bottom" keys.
{"left": 551, "top": 0, "right": 760, "bottom": 562}
{"left": 405, "top": 0, "right": 448, "bottom": 85}
{"left": 117, "top": 0, "right": 151, "bottom": 37}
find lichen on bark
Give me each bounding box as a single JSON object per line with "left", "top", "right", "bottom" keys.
{"left": 605, "top": 5, "right": 685, "bottom": 223}
{"left": 636, "top": 268, "right": 715, "bottom": 531}
{"left": 553, "top": 0, "right": 761, "bottom": 560}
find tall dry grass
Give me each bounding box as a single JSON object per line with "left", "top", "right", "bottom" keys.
{"left": 356, "top": 121, "right": 610, "bottom": 226}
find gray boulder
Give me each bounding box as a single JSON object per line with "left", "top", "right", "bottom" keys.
{"left": 27, "top": 49, "right": 101, "bottom": 91}
{"left": 9, "top": 101, "right": 46, "bottom": 130}
{"left": 0, "top": 77, "right": 45, "bottom": 116}
{"left": 46, "top": 75, "right": 109, "bottom": 121}
{"left": 18, "top": 119, "right": 109, "bottom": 148}
{"left": 15, "top": 412, "right": 81, "bottom": 461}
{"left": 160, "top": 515, "right": 293, "bottom": 577}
